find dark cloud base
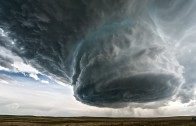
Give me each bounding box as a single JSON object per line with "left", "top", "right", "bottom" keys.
{"left": 74, "top": 73, "right": 181, "bottom": 107}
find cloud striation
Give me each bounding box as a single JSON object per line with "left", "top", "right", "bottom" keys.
{"left": 0, "top": 0, "right": 195, "bottom": 107}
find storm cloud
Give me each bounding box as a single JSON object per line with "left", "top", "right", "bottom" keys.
{"left": 0, "top": 0, "right": 195, "bottom": 107}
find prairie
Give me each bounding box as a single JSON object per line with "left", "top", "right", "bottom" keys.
{"left": 0, "top": 115, "right": 196, "bottom": 126}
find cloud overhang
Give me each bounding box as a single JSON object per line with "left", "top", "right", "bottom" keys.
{"left": 0, "top": 0, "right": 195, "bottom": 108}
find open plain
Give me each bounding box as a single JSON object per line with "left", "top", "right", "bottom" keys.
{"left": 0, "top": 115, "right": 196, "bottom": 126}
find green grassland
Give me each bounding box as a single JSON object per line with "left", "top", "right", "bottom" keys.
{"left": 0, "top": 115, "right": 196, "bottom": 126}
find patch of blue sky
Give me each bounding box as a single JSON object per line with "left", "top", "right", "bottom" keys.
{"left": 0, "top": 70, "right": 57, "bottom": 85}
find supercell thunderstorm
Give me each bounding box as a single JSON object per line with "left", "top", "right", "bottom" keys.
{"left": 0, "top": 0, "right": 195, "bottom": 107}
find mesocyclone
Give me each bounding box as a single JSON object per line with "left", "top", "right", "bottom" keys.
{"left": 2, "top": 0, "right": 195, "bottom": 107}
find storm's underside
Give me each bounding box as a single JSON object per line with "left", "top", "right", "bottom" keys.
{"left": 0, "top": 0, "right": 196, "bottom": 108}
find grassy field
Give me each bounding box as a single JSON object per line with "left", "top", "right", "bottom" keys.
{"left": 0, "top": 115, "right": 196, "bottom": 126}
